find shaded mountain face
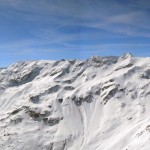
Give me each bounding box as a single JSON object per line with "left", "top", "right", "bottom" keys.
{"left": 0, "top": 53, "right": 150, "bottom": 150}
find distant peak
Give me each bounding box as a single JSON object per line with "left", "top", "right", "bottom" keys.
{"left": 120, "top": 53, "right": 133, "bottom": 59}
{"left": 90, "top": 56, "right": 118, "bottom": 61}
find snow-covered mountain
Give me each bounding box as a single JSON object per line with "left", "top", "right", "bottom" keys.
{"left": 0, "top": 53, "right": 150, "bottom": 150}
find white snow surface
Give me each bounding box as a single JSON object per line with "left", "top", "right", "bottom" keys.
{"left": 0, "top": 53, "right": 150, "bottom": 150}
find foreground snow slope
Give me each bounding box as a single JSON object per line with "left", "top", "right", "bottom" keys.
{"left": 0, "top": 53, "right": 150, "bottom": 150}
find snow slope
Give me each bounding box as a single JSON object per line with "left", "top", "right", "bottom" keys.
{"left": 0, "top": 53, "right": 150, "bottom": 150}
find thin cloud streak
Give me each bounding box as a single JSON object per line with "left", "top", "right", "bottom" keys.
{"left": 0, "top": 0, "right": 150, "bottom": 66}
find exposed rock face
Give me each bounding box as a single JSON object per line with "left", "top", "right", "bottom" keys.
{"left": 0, "top": 54, "right": 150, "bottom": 150}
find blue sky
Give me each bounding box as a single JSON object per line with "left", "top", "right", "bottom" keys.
{"left": 0, "top": 0, "right": 150, "bottom": 67}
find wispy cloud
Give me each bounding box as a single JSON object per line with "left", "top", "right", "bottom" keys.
{"left": 0, "top": 0, "right": 150, "bottom": 66}
{"left": 0, "top": 0, "right": 150, "bottom": 37}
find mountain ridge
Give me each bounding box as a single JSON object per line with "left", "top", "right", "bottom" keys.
{"left": 0, "top": 53, "right": 150, "bottom": 150}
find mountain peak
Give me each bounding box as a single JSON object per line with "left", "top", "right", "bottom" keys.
{"left": 120, "top": 52, "right": 133, "bottom": 59}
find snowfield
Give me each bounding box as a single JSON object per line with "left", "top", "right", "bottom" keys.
{"left": 0, "top": 53, "right": 150, "bottom": 150}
